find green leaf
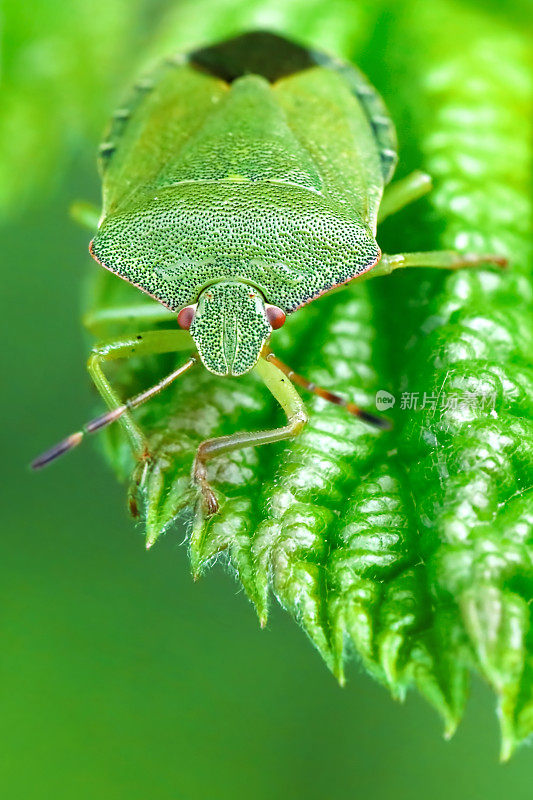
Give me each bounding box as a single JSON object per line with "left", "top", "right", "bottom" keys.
{"left": 16, "top": 0, "right": 530, "bottom": 758}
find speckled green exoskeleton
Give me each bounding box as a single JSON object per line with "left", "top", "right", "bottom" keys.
{"left": 32, "top": 31, "right": 505, "bottom": 514}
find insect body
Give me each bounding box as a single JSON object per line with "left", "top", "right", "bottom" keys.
{"left": 33, "top": 31, "right": 505, "bottom": 515}
{"left": 91, "top": 32, "right": 391, "bottom": 375}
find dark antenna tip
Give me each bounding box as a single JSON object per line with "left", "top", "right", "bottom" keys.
{"left": 31, "top": 356, "right": 197, "bottom": 472}
{"left": 355, "top": 409, "right": 393, "bottom": 430}
{"left": 31, "top": 432, "right": 83, "bottom": 470}
{"left": 265, "top": 350, "right": 392, "bottom": 431}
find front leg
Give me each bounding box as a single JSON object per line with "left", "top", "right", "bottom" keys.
{"left": 193, "top": 356, "right": 308, "bottom": 516}
{"left": 88, "top": 329, "right": 193, "bottom": 460}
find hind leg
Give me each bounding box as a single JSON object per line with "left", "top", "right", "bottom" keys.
{"left": 378, "top": 171, "right": 432, "bottom": 223}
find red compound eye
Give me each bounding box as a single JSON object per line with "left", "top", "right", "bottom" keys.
{"left": 177, "top": 305, "right": 196, "bottom": 330}
{"left": 266, "top": 305, "right": 286, "bottom": 329}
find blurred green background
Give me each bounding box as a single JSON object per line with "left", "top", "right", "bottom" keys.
{"left": 1, "top": 0, "right": 531, "bottom": 797}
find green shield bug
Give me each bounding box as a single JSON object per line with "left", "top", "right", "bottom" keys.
{"left": 32, "top": 31, "right": 506, "bottom": 516}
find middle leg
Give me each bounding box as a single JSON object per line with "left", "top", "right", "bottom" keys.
{"left": 363, "top": 250, "right": 507, "bottom": 279}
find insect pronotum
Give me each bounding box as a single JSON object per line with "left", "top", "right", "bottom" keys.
{"left": 32, "top": 31, "right": 506, "bottom": 516}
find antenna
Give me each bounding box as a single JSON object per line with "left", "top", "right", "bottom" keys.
{"left": 32, "top": 356, "right": 197, "bottom": 469}
{"left": 264, "top": 350, "right": 391, "bottom": 429}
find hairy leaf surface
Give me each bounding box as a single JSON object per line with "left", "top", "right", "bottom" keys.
{"left": 18, "top": 0, "right": 531, "bottom": 756}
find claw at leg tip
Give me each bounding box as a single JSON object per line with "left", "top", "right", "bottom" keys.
{"left": 203, "top": 493, "right": 219, "bottom": 517}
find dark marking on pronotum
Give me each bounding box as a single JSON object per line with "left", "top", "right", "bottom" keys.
{"left": 189, "top": 31, "right": 316, "bottom": 84}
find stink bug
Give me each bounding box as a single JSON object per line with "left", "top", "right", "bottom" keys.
{"left": 32, "top": 31, "right": 506, "bottom": 515}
